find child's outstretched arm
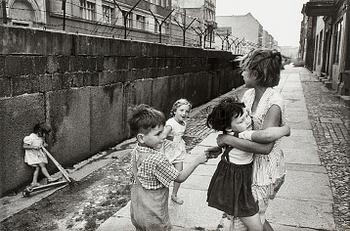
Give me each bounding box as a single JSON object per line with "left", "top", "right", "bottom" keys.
{"left": 175, "top": 153, "right": 207, "bottom": 183}
{"left": 162, "top": 125, "right": 172, "bottom": 139}
{"left": 239, "top": 124, "right": 291, "bottom": 144}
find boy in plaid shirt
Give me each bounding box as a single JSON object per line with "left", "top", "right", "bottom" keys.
{"left": 128, "top": 104, "right": 207, "bottom": 231}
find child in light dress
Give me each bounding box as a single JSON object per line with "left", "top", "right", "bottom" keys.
{"left": 23, "top": 123, "right": 57, "bottom": 186}
{"left": 128, "top": 104, "right": 207, "bottom": 230}
{"left": 162, "top": 98, "right": 192, "bottom": 205}
{"left": 206, "top": 97, "right": 290, "bottom": 231}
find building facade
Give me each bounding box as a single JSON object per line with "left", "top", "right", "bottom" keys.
{"left": 1, "top": 0, "right": 203, "bottom": 45}
{"left": 215, "top": 13, "right": 277, "bottom": 54}
{"left": 172, "top": 0, "right": 216, "bottom": 48}
{"left": 299, "top": 0, "right": 350, "bottom": 97}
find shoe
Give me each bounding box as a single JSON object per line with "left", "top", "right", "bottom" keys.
{"left": 30, "top": 183, "right": 40, "bottom": 187}
{"left": 171, "top": 195, "right": 184, "bottom": 205}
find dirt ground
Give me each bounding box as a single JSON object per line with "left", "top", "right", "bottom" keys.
{"left": 0, "top": 134, "right": 206, "bottom": 231}
{"left": 0, "top": 153, "right": 132, "bottom": 231}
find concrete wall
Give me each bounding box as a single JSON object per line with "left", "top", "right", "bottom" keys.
{"left": 0, "top": 25, "right": 242, "bottom": 196}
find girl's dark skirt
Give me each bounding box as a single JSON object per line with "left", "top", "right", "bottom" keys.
{"left": 207, "top": 160, "right": 258, "bottom": 217}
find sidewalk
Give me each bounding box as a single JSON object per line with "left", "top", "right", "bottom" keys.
{"left": 97, "top": 66, "right": 336, "bottom": 231}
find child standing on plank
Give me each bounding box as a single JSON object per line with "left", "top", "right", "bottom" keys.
{"left": 162, "top": 98, "right": 192, "bottom": 205}
{"left": 23, "top": 123, "right": 57, "bottom": 186}
{"left": 128, "top": 104, "right": 207, "bottom": 231}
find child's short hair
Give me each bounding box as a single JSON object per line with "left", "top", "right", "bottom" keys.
{"left": 206, "top": 97, "right": 245, "bottom": 132}
{"left": 240, "top": 49, "right": 282, "bottom": 87}
{"left": 170, "top": 98, "right": 192, "bottom": 117}
{"left": 128, "top": 104, "right": 166, "bottom": 136}
{"left": 33, "top": 123, "right": 51, "bottom": 135}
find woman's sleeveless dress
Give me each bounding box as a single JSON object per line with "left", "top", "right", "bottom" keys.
{"left": 231, "top": 87, "right": 286, "bottom": 230}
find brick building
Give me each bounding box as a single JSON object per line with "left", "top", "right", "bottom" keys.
{"left": 299, "top": 0, "right": 350, "bottom": 99}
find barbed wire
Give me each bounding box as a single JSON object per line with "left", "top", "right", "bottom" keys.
{"left": 2, "top": 2, "right": 265, "bottom": 50}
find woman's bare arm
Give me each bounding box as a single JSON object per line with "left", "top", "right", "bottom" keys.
{"left": 216, "top": 105, "right": 282, "bottom": 154}
{"left": 239, "top": 124, "right": 290, "bottom": 143}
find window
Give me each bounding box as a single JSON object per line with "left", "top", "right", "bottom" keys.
{"left": 136, "top": 15, "right": 145, "bottom": 30}
{"left": 80, "top": 0, "right": 96, "bottom": 21}
{"left": 102, "top": 5, "right": 114, "bottom": 24}
{"left": 334, "top": 18, "right": 343, "bottom": 63}
{"left": 154, "top": 19, "right": 159, "bottom": 33}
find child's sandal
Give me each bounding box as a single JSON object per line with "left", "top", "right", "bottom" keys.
{"left": 171, "top": 195, "right": 184, "bottom": 205}
{"left": 30, "top": 183, "right": 40, "bottom": 187}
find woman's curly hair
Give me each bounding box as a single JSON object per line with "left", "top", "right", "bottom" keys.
{"left": 206, "top": 97, "right": 245, "bottom": 132}
{"left": 240, "top": 49, "right": 282, "bottom": 87}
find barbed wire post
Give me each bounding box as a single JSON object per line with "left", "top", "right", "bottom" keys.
{"left": 113, "top": 0, "right": 142, "bottom": 39}
{"left": 149, "top": 8, "right": 174, "bottom": 43}
{"left": 62, "top": 0, "right": 66, "bottom": 30}
{"left": 1, "top": 0, "right": 7, "bottom": 24}
{"left": 192, "top": 26, "right": 206, "bottom": 48}
{"left": 173, "top": 9, "right": 196, "bottom": 46}
{"left": 228, "top": 38, "right": 238, "bottom": 52}
{"left": 206, "top": 23, "right": 215, "bottom": 49}
{"left": 216, "top": 32, "right": 225, "bottom": 50}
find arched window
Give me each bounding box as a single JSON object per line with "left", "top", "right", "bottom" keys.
{"left": 11, "top": 0, "right": 35, "bottom": 26}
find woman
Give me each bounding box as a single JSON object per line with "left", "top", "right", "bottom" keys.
{"left": 217, "top": 49, "right": 286, "bottom": 231}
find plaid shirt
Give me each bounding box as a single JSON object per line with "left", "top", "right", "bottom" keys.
{"left": 131, "top": 144, "right": 180, "bottom": 190}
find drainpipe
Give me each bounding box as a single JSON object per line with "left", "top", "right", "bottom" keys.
{"left": 1, "top": 0, "right": 7, "bottom": 24}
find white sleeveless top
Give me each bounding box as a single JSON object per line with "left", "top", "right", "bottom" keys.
{"left": 241, "top": 87, "right": 286, "bottom": 186}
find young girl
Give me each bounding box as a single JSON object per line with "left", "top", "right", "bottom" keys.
{"left": 217, "top": 49, "right": 286, "bottom": 231}
{"left": 128, "top": 104, "right": 207, "bottom": 230}
{"left": 206, "top": 97, "right": 289, "bottom": 231}
{"left": 23, "top": 123, "right": 56, "bottom": 186}
{"left": 162, "top": 98, "right": 192, "bottom": 205}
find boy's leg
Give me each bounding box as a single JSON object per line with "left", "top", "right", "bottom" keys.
{"left": 171, "top": 162, "right": 184, "bottom": 205}
{"left": 240, "top": 213, "right": 263, "bottom": 231}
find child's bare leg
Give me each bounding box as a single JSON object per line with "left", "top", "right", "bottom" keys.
{"left": 39, "top": 163, "right": 53, "bottom": 180}
{"left": 31, "top": 165, "right": 40, "bottom": 185}
{"left": 171, "top": 162, "right": 184, "bottom": 205}
{"left": 240, "top": 213, "right": 263, "bottom": 231}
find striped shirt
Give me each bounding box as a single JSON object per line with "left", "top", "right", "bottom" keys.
{"left": 131, "top": 144, "right": 180, "bottom": 190}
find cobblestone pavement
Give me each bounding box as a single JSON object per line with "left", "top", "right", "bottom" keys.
{"left": 300, "top": 71, "right": 350, "bottom": 230}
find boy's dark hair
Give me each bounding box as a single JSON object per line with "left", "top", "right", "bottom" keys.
{"left": 128, "top": 104, "right": 166, "bottom": 136}
{"left": 240, "top": 49, "right": 282, "bottom": 87}
{"left": 206, "top": 97, "right": 245, "bottom": 132}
